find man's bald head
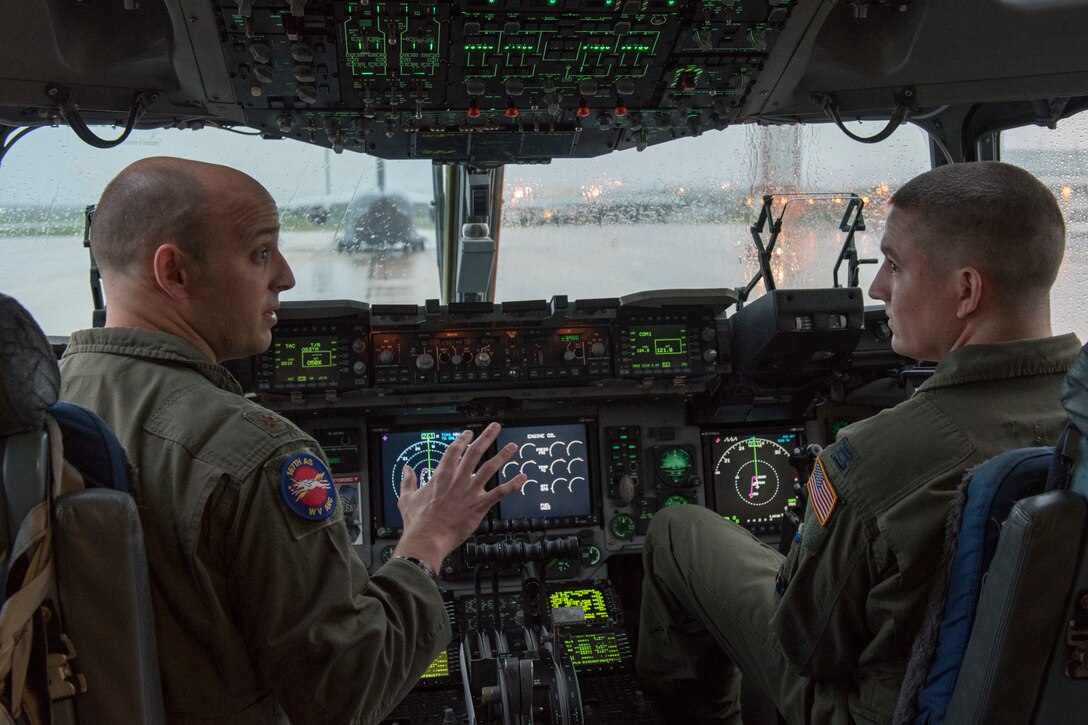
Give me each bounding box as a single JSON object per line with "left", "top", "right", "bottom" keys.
{"left": 89, "top": 157, "right": 270, "bottom": 276}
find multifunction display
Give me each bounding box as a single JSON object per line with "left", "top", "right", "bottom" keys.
{"left": 626, "top": 324, "right": 688, "bottom": 372}
{"left": 273, "top": 336, "right": 340, "bottom": 385}
{"left": 377, "top": 429, "right": 463, "bottom": 530}
{"left": 496, "top": 423, "right": 595, "bottom": 524}
{"left": 255, "top": 313, "right": 369, "bottom": 393}
{"left": 708, "top": 431, "right": 802, "bottom": 535}
{"left": 615, "top": 311, "right": 718, "bottom": 377}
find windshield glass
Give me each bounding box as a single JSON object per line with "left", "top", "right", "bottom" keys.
{"left": 497, "top": 121, "right": 932, "bottom": 303}
{"left": 1002, "top": 112, "right": 1088, "bottom": 343}
{"left": 5, "top": 116, "right": 1086, "bottom": 342}
{"left": 0, "top": 126, "right": 436, "bottom": 336}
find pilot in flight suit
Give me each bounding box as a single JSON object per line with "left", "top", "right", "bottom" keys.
{"left": 60, "top": 328, "right": 450, "bottom": 725}
{"left": 637, "top": 335, "right": 1081, "bottom": 724}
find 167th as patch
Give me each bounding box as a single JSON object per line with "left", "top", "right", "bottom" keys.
{"left": 280, "top": 453, "right": 338, "bottom": 521}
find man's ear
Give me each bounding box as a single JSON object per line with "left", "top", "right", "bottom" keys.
{"left": 955, "top": 266, "right": 984, "bottom": 320}
{"left": 151, "top": 244, "right": 193, "bottom": 301}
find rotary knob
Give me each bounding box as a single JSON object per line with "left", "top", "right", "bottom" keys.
{"left": 378, "top": 350, "right": 394, "bottom": 365}
{"left": 451, "top": 354, "right": 463, "bottom": 366}
{"left": 703, "top": 349, "right": 718, "bottom": 364}
{"left": 352, "top": 361, "right": 367, "bottom": 375}
{"left": 416, "top": 353, "right": 435, "bottom": 370}
{"left": 475, "top": 352, "right": 492, "bottom": 368}
{"left": 590, "top": 341, "right": 606, "bottom": 356}
{"left": 563, "top": 350, "right": 577, "bottom": 362}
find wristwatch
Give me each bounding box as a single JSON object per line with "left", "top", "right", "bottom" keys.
{"left": 393, "top": 555, "right": 439, "bottom": 583}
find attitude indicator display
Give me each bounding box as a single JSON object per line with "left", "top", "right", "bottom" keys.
{"left": 655, "top": 446, "right": 695, "bottom": 487}
{"left": 709, "top": 432, "right": 801, "bottom": 534}
{"left": 497, "top": 423, "right": 593, "bottom": 522}
{"left": 379, "top": 429, "right": 462, "bottom": 529}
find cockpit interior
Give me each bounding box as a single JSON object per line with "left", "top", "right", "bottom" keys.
{"left": 3, "top": 1, "right": 1088, "bottom": 723}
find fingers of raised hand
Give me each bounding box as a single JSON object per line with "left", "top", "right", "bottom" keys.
{"left": 434, "top": 429, "right": 474, "bottom": 477}
{"left": 486, "top": 473, "right": 528, "bottom": 506}
{"left": 399, "top": 464, "right": 419, "bottom": 495}
{"left": 472, "top": 441, "right": 519, "bottom": 485}
{"left": 459, "top": 422, "right": 501, "bottom": 473}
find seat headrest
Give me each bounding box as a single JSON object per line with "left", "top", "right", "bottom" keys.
{"left": 0, "top": 294, "right": 61, "bottom": 436}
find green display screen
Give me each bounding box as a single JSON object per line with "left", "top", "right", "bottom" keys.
{"left": 549, "top": 588, "right": 610, "bottom": 620}
{"left": 420, "top": 650, "right": 450, "bottom": 680}
{"left": 626, "top": 324, "right": 689, "bottom": 371}
{"left": 562, "top": 632, "right": 624, "bottom": 668}
{"left": 273, "top": 337, "right": 339, "bottom": 385}
{"left": 658, "top": 447, "right": 693, "bottom": 484}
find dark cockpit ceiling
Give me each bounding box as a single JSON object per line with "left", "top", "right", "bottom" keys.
{"left": 2, "top": 0, "right": 1088, "bottom": 164}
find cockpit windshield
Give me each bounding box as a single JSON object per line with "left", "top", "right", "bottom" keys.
{"left": 3, "top": 116, "right": 1087, "bottom": 343}
{"left": 0, "top": 126, "right": 435, "bottom": 335}
{"left": 496, "top": 122, "right": 930, "bottom": 302}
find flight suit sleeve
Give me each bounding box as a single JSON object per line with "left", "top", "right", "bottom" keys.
{"left": 769, "top": 446, "right": 889, "bottom": 680}
{"left": 206, "top": 443, "right": 452, "bottom": 725}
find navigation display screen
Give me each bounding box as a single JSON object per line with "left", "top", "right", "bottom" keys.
{"left": 497, "top": 423, "right": 592, "bottom": 520}
{"left": 378, "top": 429, "right": 463, "bottom": 529}
{"left": 707, "top": 431, "right": 802, "bottom": 533}
{"left": 626, "top": 324, "right": 689, "bottom": 373}
{"left": 273, "top": 336, "right": 340, "bottom": 386}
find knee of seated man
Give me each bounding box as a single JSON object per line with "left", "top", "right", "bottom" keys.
{"left": 646, "top": 505, "right": 727, "bottom": 554}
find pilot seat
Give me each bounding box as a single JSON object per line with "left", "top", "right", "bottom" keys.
{"left": 0, "top": 293, "right": 163, "bottom": 724}
{"left": 896, "top": 342, "right": 1088, "bottom": 724}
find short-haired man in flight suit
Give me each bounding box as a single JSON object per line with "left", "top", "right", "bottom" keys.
{"left": 59, "top": 157, "right": 528, "bottom": 724}
{"left": 636, "top": 161, "right": 1082, "bottom": 724}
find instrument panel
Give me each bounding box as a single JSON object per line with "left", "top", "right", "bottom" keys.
{"left": 212, "top": 0, "right": 795, "bottom": 161}
{"left": 253, "top": 296, "right": 726, "bottom": 394}
{"left": 292, "top": 411, "right": 812, "bottom": 575}
{"left": 370, "top": 326, "right": 612, "bottom": 387}
{"left": 235, "top": 293, "right": 894, "bottom": 725}
{"left": 235, "top": 290, "right": 875, "bottom": 575}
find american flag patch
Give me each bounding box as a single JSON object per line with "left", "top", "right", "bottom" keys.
{"left": 807, "top": 457, "right": 838, "bottom": 526}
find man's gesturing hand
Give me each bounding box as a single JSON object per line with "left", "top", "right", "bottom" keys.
{"left": 393, "top": 423, "right": 527, "bottom": 572}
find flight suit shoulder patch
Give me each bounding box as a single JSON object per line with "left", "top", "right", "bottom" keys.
{"left": 806, "top": 456, "right": 838, "bottom": 526}
{"left": 280, "top": 453, "right": 339, "bottom": 522}
{"left": 826, "top": 438, "right": 859, "bottom": 474}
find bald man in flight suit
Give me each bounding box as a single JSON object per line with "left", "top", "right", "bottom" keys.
{"left": 59, "top": 157, "right": 528, "bottom": 724}
{"left": 636, "top": 162, "right": 1082, "bottom": 724}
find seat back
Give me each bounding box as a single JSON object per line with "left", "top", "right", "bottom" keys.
{"left": 1028, "top": 368, "right": 1088, "bottom": 723}
{"left": 897, "top": 343, "right": 1088, "bottom": 725}
{"left": 943, "top": 488, "right": 1086, "bottom": 724}
{"left": 0, "top": 293, "right": 164, "bottom": 724}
